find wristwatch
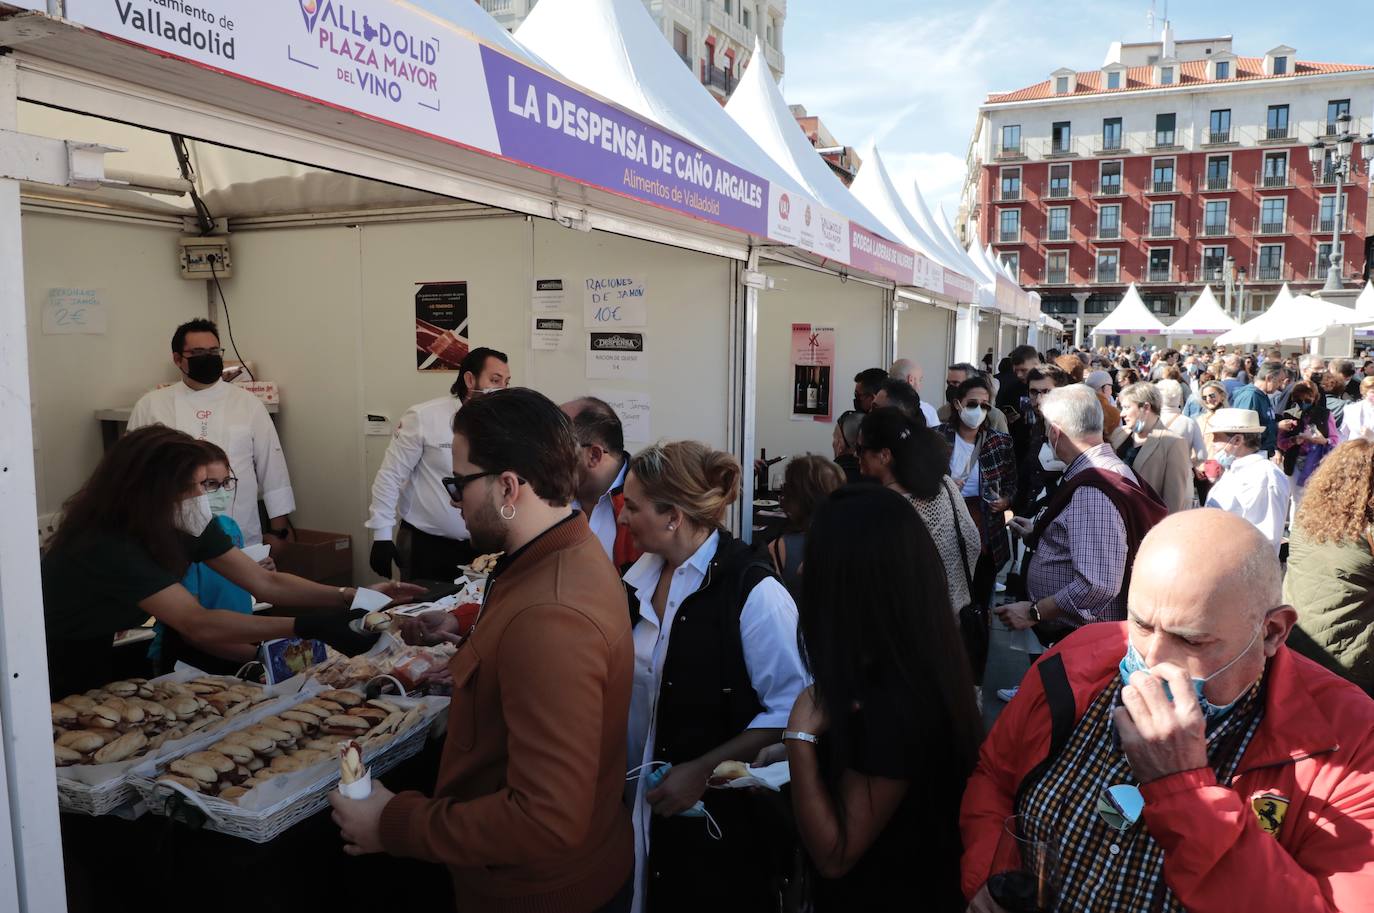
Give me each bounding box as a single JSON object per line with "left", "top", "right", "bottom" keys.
{"left": 1028, "top": 601, "right": 1042, "bottom": 624}
{"left": 783, "top": 730, "right": 819, "bottom": 745}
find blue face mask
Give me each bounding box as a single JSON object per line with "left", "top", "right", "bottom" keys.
{"left": 1132, "top": 418, "right": 1147, "bottom": 435}
{"left": 1118, "top": 626, "right": 1260, "bottom": 722}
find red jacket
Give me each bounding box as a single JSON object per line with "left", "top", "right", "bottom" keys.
{"left": 961, "top": 622, "right": 1374, "bottom": 912}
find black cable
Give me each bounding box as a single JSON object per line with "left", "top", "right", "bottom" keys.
{"left": 170, "top": 134, "right": 216, "bottom": 236}
{"left": 208, "top": 256, "right": 254, "bottom": 382}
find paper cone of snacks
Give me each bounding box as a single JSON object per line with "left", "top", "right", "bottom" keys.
{"left": 336, "top": 740, "right": 371, "bottom": 799}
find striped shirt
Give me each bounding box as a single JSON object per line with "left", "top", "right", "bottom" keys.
{"left": 1019, "top": 677, "right": 1265, "bottom": 912}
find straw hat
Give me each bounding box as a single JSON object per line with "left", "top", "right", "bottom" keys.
{"left": 1208, "top": 408, "right": 1263, "bottom": 435}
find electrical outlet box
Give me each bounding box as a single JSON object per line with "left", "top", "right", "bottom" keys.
{"left": 179, "top": 235, "right": 232, "bottom": 279}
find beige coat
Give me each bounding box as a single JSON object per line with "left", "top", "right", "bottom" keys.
{"left": 1109, "top": 424, "right": 1194, "bottom": 513}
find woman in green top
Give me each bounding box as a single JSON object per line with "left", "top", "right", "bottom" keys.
{"left": 1283, "top": 438, "right": 1374, "bottom": 696}
{"left": 42, "top": 426, "right": 421, "bottom": 697}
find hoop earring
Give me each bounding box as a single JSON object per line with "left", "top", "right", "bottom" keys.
{"left": 500, "top": 504, "right": 516, "bottom": 521}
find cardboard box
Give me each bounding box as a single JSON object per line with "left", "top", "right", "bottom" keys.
{"left": 271, "top": 529, "right": 352, "bottom": 587}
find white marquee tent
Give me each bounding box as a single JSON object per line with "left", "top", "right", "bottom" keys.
{"left": 849, "top": 145, "right": 969, "bottom": 277}
{"left": 1215, "top": 288, "right": 1369, "bottom": 345}
{"left": 1090, "top": 284, "right": 1171, "bottom": 337}
{"left": 1166, "top": 286, "right": 1240, "bottom": 338}
{"left": 1354, "top": 280, "right": 1374, "bottom": 338}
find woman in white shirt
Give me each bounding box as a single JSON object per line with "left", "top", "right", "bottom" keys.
{"left": 1340, "top": 376, "right": 1374, "bottom": 443}
{"left": 619, "top": 441, "right": 807, "bottom": 913}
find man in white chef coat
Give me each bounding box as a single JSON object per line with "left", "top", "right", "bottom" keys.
{"left": 127, "top": 319, "right": 294, "bottom": 546}
{"left": 366, "top": 346, "right": 511, "bottom": 582}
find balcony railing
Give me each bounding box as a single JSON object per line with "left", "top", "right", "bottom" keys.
{"left": 1206, "top": 130, "right": 1232, "bottom": 145}
{"left": 999, "top": 186, "right": 1022, "bottom": 202}
{"left": 1096, "top": 138, "right": 1123, "bottom": 153}
{"left": 1148, "top": 220, "right": 1176, "bottom": 239}
{"left": 1095, "top": 221, "right": 1121, "bottom": 240}
{"left": 1200, "top": 219, "right": 1231, "bottom": 237}
{"left": 1257, "top": 169, "right": 1291, "bottom": 189}
{"left": 995, "top": 140, "right": 1026, "bottom": 160}
{"left": 1311, "top": 260, "right": 1339, "bottom": 280}
{"left": 1042, "top": 269, "right": 1072, "bottom": 285}
{"left": 1092, "top": 179, "right": 1124, "bottom": 197}
{"left": 1149, "top": 179, "right": 1176, "bottom": 194}
{"left": 1316, "top": 168, "right": 1339, "bottom": 185}
{"left": 1324, "top": 122, "right": 1340, "bottom": 136}
{"left": 998, "top": 228, "right": 1022, "bottom": 243}
{"left": 1047, "top": 140, "right": 1076, "bottom": 157}
{"left": 1153, "top": 133, "right": 1178, "bottom": 149}
{"left": 1042, "top": 225, "right": 1072, "bottom": 242}
{"left": 1205, "top": 175, "right": 1230, "bottom": 191}
{"left": 1143, "top": 266, "right": 1176, "bottom": 283}
{"left": 1264, "top": 125, "right": 1290, "bottom": 141}
{"left": 703, "top": 65, "right": 733, "bottom": 93}
{"left": 1254, "top": 265, "right": 1284, "bottom": 281}
{"left": 1043, "top": 181, "right": 1074, "bottom": 199}
{"left": 1254, "top": 217, "right": 1289, "bottom": 235}
{"left": 1090, "top": 264, "right": 1121, "bottom": 284}
{"left": 1311, "top": 216, "right": 1350, "bottom": 234}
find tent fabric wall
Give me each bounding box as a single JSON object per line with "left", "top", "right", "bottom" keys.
{"left": 754, "top": 265, "right": 886, "bottom": 477}
{"left": 896, "top": 303, "right": 955, "bottom": 401}
{"left": 22, "top": 211, "right": 206, "bottom": 516}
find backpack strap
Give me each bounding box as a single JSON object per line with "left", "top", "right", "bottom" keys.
{"left": 1012, "top": 652, "right": 1077, "bottom": 812}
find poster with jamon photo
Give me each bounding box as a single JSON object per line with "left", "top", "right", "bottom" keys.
{"left": 415, "top": 281, "right": 469, "bottom": 370}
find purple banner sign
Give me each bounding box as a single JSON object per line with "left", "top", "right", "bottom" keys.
{"left": 847, "top": 222, "right": 916, "bottom": 285}
{"left": 482, "top": 46, "right": 768, "bottom": 236}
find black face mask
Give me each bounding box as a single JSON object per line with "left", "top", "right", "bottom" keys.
{"left": 183, "top": 353, "right": 224, "bottom": 385}
{"left": 945, "top": 384, "right": 959, "bottom": 404}
{"left": 853, "top": 397, "right": 864, "bottom": 413}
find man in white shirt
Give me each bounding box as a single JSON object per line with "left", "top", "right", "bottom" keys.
{"left": 127, "top": 319, "right": 294, "bottom": 546}
{"left": 560, "top": 397, "right": 641, "bottom": 571}
{"left": 366, "top": 347, "right": 510, "bottom": 581}
{"left": 890, "top": 357, "right": 941, "bottom": 426}
{"left": 1205, "top": 408, "right": 1290, "bottom": 554}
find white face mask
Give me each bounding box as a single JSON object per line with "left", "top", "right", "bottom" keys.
{"left": 175, "top": 493, "right": 214, "bottom": 536}
{"left": 477, "top": 386, "right": 504, "bottom": 395}
{"left": 960, "top": 406, "right": 987, "bottom": 430}
{"left": 206, "top": 488, "right": 234, "bottom": 517}
{"left": 1039, "top": 429, "right": 1068, "bottom": 471}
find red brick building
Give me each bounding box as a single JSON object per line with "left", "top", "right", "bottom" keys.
{"left": 958, "top": 28, "right": 1374, "bottom": 337}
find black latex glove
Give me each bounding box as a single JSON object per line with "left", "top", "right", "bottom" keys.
{"left": 369, "top": 541, "right": 398, "bottom": 579}
{"left": 293, "top": 610, "right": 379, "bottom": 657}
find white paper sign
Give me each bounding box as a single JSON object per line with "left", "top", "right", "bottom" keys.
{"left": 532, "top": 279, "right": 566, "bottom": 314}
{"left": 531, "top": 315, "right": 567, "bottom": 351}
{"left": 42, "top": 287, "right": 106, "bottom": 335}
{"left": 591, "top": 389, "right": 652, "bottom": 443}
{"left": 584, "top": 274, "right": 648, "bottom": 328}
{"left": 586, "top": 332, "right": 647, "bottom": 380}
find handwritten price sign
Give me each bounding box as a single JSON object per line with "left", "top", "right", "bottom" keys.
{"left": 583, "top": 274, "right": 648, "bottom": 328}
{"left": 42, "top": 288, "right": 107, "bottom": 335}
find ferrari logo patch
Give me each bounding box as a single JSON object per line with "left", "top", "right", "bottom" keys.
{"left": 1252, "top": 794, "right": 1289, "bottom": 837}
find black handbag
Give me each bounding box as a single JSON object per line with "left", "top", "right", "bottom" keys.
{"left": 947, "top": 486, "right": 989, "bottom": 683}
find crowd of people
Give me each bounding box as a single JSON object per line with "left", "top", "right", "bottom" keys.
{"left": 38, "top": 317, "right": 1374, "bottom": 912}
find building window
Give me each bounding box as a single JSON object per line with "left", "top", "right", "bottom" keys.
{"left": 1107, "top": 70, "right": 1121, "bottom": 89}
{"left": 1001, "top": 124, "right": 1021, "bottom": 154}
{"left": 1055, "top": 75, "right": 1069, "bottom": 94}
{"left": 1204, "top": 199, "right": 1229, "bottom": 235}
{"left": 999, "top": 209, "right": 1020, "bottom": 242}
{"left": 1208, "top": 109, "right": 1231, "bottom": 143}
{"left": 1150, "top": 202, "right": 1174, "bottom": 237}
{"left": 1273, "top": 56, "right": 1288, "bottom": 75}
{"left": 1000, "top": 167, "right": 1022, "bottom": 201}
{"left": 1052, "top": 121, "right": 1072, "bottom": 154}
{"left": 1098, "top": 203, "right": 1121, "bottom": 239}
{"left": 1262, "top": 151, "right": 1288, "bottom": 188}
{"left": 1327, "top": 99, "right": 1351, "bottom": 135}
{"left": 1258, "top": 244, "right": 1284, "bottom": 280}
{"left": 724, "top": 0, "right": 732, "bottom": 12}
{"left": 1155, "top": 112, "right": 1176, "bottom": 146}
{"left": 1152, "top": 158, "right": 1175, "bottom": 193}
{"left": 1048, "top": 163, "right": 1072, "bottom": 198}
{"left": 1202, "top": 246, "right": 1227, "bottom": 280}
{"left": 1046, "top": 251, "right": 1069, "bottom": 284}
{"left": 1321, "top": 147, "right": 1338, "bottom": 183}
{"left": 1317, "top": 242, "right": 1334, "bottom": 276}
{"left": 1160, "top": 66, "right": 1174, "bottom": 85}
{"left": 1102, "top": 117, "right": 1122, "bottom": 150}
{"left": 1099, "top": 160, "right": 1122, "bottom": 195}
{"left": 1259, "top": 198, "right": 1286, "bottom": 234}
{"left": 1047, "top": 207, "right": 1070, "bottom": 241}
{"left": 1266, "top": 104, "right": 1290, "bottom": 140}
{"left": 673, "top": 27, "right": 689, "bottom": 64}
{"left": 742, "top": 6, "right": 751, "bottom": 28}
{"left": 1096, "top": 249, "right": 1120, "bottom": 282}
{"left": 1319, "top": 194, "right": 1345, "bottom": 232}
{"left": 1216, "top": 60, "right": 1230, "bottom": 79}
{"left": 1148, "top": 248, "right": 1172, "bottom": 281}
{"left": 1000, "top": 252, "right": 1020, "bottom": 278}
{"left": 1206, "top": 156, "right": 1229, "bottom": 190}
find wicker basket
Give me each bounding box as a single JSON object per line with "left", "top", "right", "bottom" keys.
{"left": 131, "top": 694, "right": 445, "bottom": 843}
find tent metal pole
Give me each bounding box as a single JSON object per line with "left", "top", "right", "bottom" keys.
{"left": 737, "top": 247, "right": 760, "bottom": 544}
{"left": 0, "top": 53, "right": 69, "bottom": 913}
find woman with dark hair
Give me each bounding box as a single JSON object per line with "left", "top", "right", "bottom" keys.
{"left": 767, "top": 485, "right": 981, "bottom": 911}
{"left": 857, "top": 408, "right": 979, "bottom": 615}
{"left": 767, "top": 455, "right": 845, "bottom": 596}
{"left": 937, "top": 376, "right": 1016, "bottom": 607}
{"left": 1278, "top": 380, "right": 1340, "bottom": 505}
{"left": 42, "top": 426, "right": 419, "bottom": 696}
{"left": 619, "top": 441, "right": 807, "bottom": 913}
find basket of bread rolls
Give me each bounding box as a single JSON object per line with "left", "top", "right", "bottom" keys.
{"left": 52, "top": 669, "right": 305, "bottom": 816}
{"left": 129, "top": 686, "right": 448, "bottom": 842}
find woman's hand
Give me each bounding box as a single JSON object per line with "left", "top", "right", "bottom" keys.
{"left": 646, "top": 760, "right": 708, "bottom": 817}
{"left": 367, "top": 581, "right": 427, "bottom": 605}
{"left": 1307, "top": 428, "right": 1328, "bottom": 445}
{"left": 989, "top": 497, "right": 1010, "bottom": 513}
{"left": 1278, "top": 418, "right": 1298, "bottom": 432}
{"left": 752, "top": 742, "right": 787, "bottom": 768}
{"left": 257, "top": 557, "right": 277, "bottom": 573}
{"left": 398, "top": 611, "right": 464, "bottom": 647}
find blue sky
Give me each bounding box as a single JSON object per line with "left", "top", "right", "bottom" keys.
{"left": 781, "top": 0, "right": 1374, "bottom": 221}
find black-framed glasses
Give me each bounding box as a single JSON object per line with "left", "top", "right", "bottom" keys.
{"left": 1028, "top": 388, "right": 1053, "bottom": 399}
{"left": 181, "top": 347, "right": 224, "bottom": 357}
{"left": 199, "top": 476, "right": 238, "bottom": 493}
{"left": 442, "top": 471, "right": 526, "bottom": 503}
